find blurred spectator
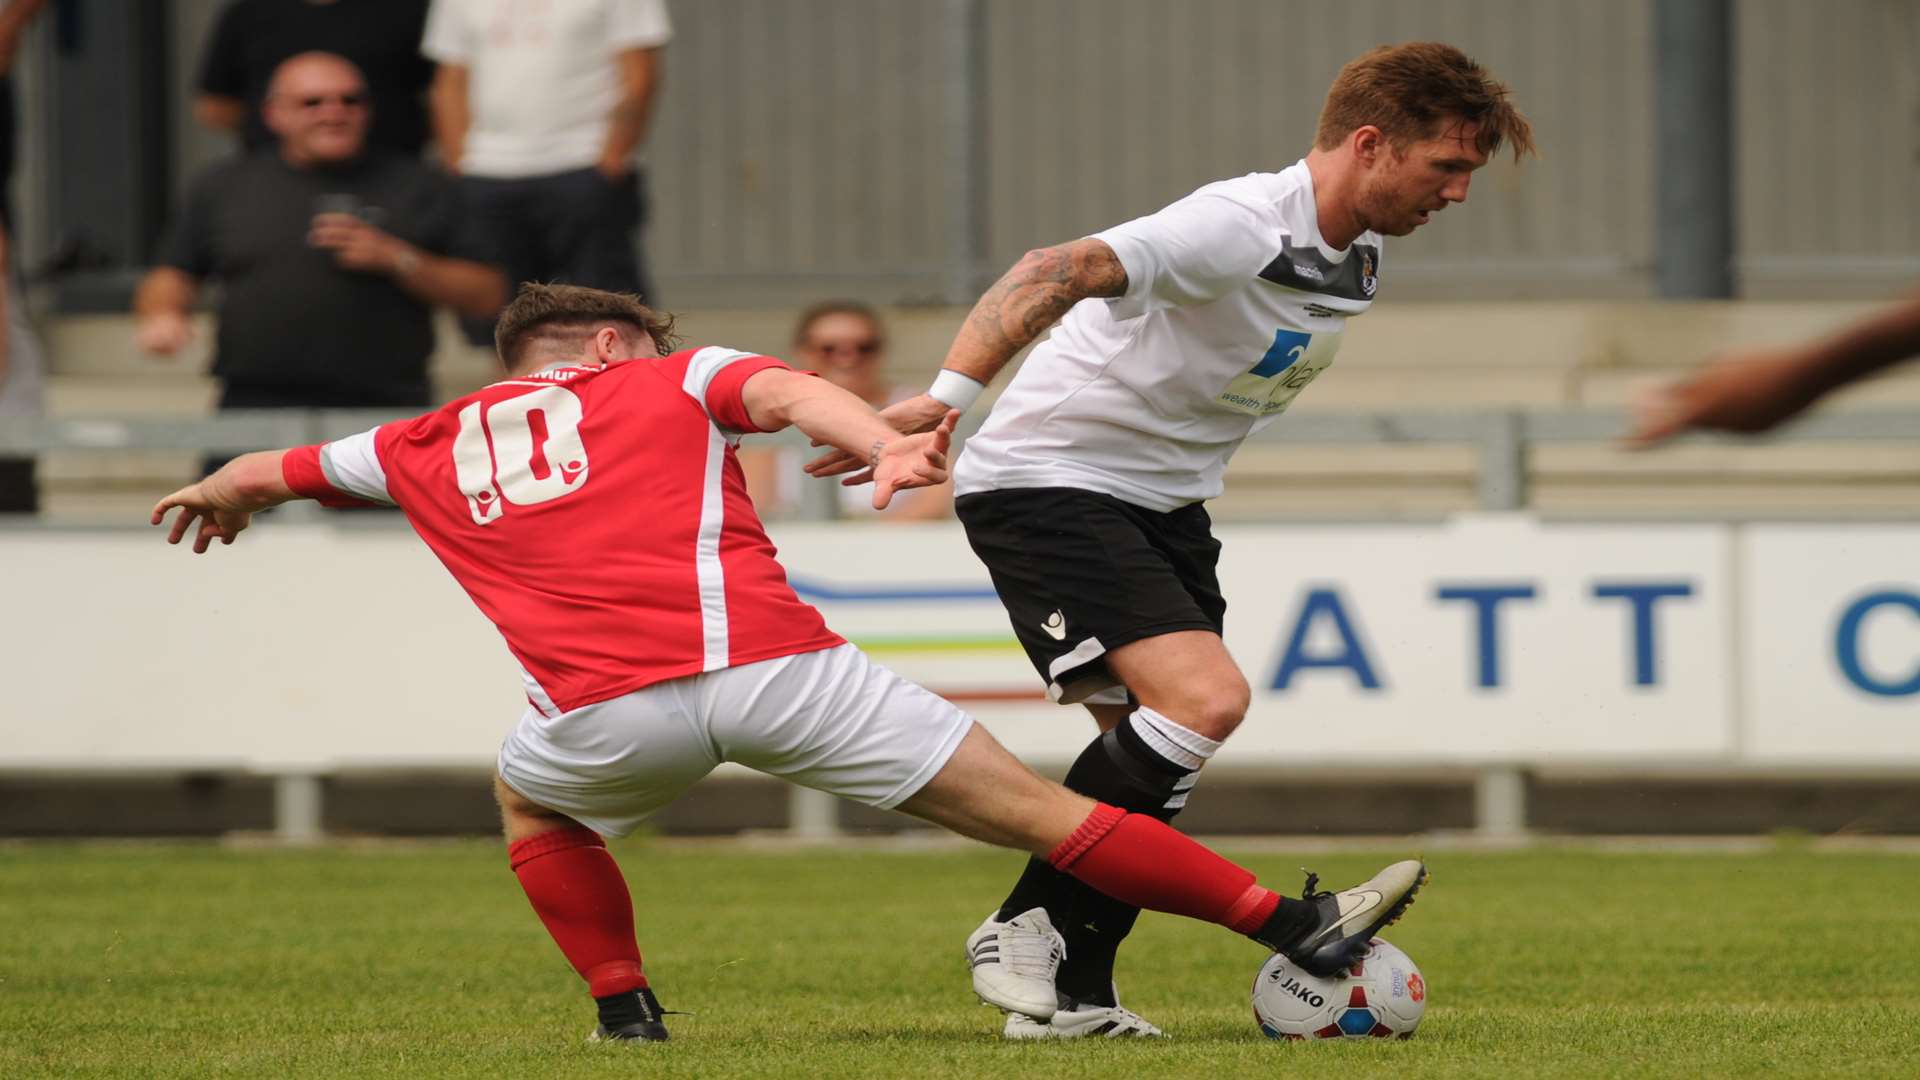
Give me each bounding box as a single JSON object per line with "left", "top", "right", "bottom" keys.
{"left": 135, "top": 52, "right": 505, "bottom": 438}
{"left": 195, "top": 0, "right": 436, "bottom": 156}
{"left": 0, "top": 0, "right": 47, "bottom": 230}
{"left": 741, "top": 301, "right": 954, "bottom": 521}
{"left": 424, "top": 0, "right": 670, "bottom": 341}
{"left": 0, "top": 223, "right": 43, "bottom": 514}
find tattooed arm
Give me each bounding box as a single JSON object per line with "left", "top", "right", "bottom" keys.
{"left": 806, "top": 238, "right": 1128, "bottom": 479}
{"left": 941, "top": 238, "right": 1129, "bottom": 384}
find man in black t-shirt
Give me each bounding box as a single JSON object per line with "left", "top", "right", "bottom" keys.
{"left": 195, "top": 0, "right": 435, "bottom": 156}
{"left": 136, "top": 52, "right": 503, "bottom": 420}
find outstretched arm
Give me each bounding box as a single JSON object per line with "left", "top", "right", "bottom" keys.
{"left": 806, "top": 237, "right": 1128, "bottom": 477}
{"left": 1628, "top": 290, "right": 1920, "bottom": 446}
{"left": 741, "top": 368, "right": 957, "bottom": 510}
{"left": 150, "top": 451, "right": 302, "bottom": 553}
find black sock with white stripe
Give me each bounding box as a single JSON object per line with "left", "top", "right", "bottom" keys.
{"left": 995, "top": 707, "right": 1219, "bottom": 1009}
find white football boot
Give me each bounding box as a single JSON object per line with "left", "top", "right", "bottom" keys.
{"left": 965, "top": 907, "right": 1065, "bottom": 1020}
{"left": 1263, "top": 859, "right": 1429, "bottom": 977}
{"left": 1003, "top": 986, "right": 1165, "bottom": 1039}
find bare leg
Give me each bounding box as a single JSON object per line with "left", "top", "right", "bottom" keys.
{"left": 494, "top": 773, "right": 586, "bottom": 842}
{"left": 896, "top": 723, "right": 1095, "bottom": 853}
{"left": 1102, "top": 629, "right": 1249, "bottom": 740}
{"left": 895, "top": 722, "right": 1289, "bottom": 933}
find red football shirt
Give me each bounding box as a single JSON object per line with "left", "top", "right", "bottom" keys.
{"left": 282, "top": 346, "right": 845, "bottom": 715}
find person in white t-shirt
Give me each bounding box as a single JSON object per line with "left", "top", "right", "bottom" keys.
{"left": 424, "top": 0, "right": 671, "bottom": 339}
{"left": 812, "top": 41, "right": 1535, "bottom": 1039}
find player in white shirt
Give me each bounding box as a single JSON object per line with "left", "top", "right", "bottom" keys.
{"left": 813, "top": 41, "right": 1535, "bottom": 1039}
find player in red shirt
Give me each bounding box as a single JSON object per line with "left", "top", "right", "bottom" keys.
{"left": 150, "top": 284, "right": 1425, "bottom": 1041}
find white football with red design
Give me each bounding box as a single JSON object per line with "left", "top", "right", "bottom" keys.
{"left": 1251, "top": 937, "right": 1426, "bottom": 1040}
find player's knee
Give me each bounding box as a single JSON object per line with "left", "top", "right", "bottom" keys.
{"left": 1174, "top": 676, "right": 1250, "bottom": 740}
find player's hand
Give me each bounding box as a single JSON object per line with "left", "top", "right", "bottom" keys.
{"left": 870, "top": 409, "right": 959, "bottom": 510}
{"left": 1625, "top": 348, "right": 1825, "bottom": 448}
{"left": 136, "top": 312, "right": 195, "bottom": 357}
{"left": 309, "top": 213, "right": 411, "bottom": 276}
{"left": 808, "top": 394, "right": 955, "bottom": 478}
{"left": 151, "top": 483, "right": 253, "bottom": 554}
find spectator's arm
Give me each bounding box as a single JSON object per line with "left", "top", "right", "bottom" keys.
{"left": 0, "top": 0, "right": 48, "bottom": 77}
{"left": 133, "top": 267, "right": 201, "bottom": 358}
{"left": 596, "top": 47, "right": 662, "bottom": 178}
{"left": 429, "top": 63, "right": 470, "bottom": 173}
{"left": 308, "top": 213, "right": 504, "bottom": 319}
{"left": 0, "top": 225, "right": 9, "bottom": 383}
{"left": 193, "top": 94, "right": 247, "bottom": 134}
{"left": 392, "top": 248, "right": 507, "bottom": 320}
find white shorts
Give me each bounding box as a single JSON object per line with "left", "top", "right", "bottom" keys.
{"left": 495, "top": 644, "right": 974, "bottom": 837}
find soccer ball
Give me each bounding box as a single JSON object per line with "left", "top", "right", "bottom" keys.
{"left": 1251, "top": 938, "right": 1426, "bottom": 1040}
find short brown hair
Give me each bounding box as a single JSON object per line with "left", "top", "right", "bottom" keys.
{"left": 792, "top": 299, "right": 885, "bottom": 348}
{"left": 494, "top": 283, "right": 679, "bottom": 370}
{"left": 1315, "top": 42, "right": 1535, "bottom": 162}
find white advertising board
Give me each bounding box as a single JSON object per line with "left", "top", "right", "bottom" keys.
{"left": 1740, "top": 525, "right": 1920, "bottom": 764}
{"left": 771, "top": 517, "right": 1735, "bottom": 765}
{"left": 6, "top": 518, "right": 1914, "bottom": 772}
{"left": 1, "top": 529, "right": 523, "bottom": 769}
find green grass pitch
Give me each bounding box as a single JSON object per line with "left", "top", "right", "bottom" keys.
{"left": 4, "top": 838, "right": 1918, "bottom": 1078}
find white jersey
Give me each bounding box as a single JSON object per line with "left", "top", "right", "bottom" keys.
{"left": 954, "top": 161, "right": 1382, "bottom": 512}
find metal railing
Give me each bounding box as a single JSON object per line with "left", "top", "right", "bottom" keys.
{"left": 5, "top": 406, "right": 1917, "bottom": 521}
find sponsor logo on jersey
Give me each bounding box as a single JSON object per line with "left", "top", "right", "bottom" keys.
{"left": 1216, "top": 329, "right": 1332, "bottom": 417}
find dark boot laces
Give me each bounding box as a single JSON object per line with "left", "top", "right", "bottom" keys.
{"left": 1299, "top": 868, "right": 1330, "bottom": 902}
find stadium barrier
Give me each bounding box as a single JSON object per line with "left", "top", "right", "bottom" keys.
{"left": 4, "top": 410, "right": 1917, "bottom": 838}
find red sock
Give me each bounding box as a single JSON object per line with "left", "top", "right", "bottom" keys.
{"left": 1049, "top": 803, "right": 1281, "bottom": 934}
{"left": 508, "top": 827, "right": 648, "bottom": 997}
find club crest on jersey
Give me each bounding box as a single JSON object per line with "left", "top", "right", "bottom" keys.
{"left": 1360, "top": 252, "right": 1377, "bottom": 298}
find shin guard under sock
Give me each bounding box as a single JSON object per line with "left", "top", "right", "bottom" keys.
{"left": 1049, "top": 803, "right": 1285, "bottom": 934}
{"left": 994, "top": 709, "right": 1216, "bottom": 1006}
{"left": 509, "top": 827, "right": 648, "bottom": 998}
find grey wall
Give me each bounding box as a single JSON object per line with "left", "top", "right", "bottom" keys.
{"left": 1736, "top": 0, "right": 1920, "bottom": 296}
{"left": 76, "top": 0, "right": 1920, "bottom": 306}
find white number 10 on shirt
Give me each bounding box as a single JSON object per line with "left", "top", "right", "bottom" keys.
{"left": 452, "top": 385, "right": 591, "bottom": 525}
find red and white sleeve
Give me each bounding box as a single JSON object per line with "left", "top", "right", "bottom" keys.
{"left": 280, "top": 426, "right": 395, "bottom": 507}
{"left": 679, "top": 346, "right": 792, "bottom": 433}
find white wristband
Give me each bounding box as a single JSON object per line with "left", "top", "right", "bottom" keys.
{"left": 928, "top": 369, "right": 986, "bottom": 412}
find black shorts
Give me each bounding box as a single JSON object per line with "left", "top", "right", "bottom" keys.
{"left": 956, "top": 487, "right": 1225, "bottom": 705}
